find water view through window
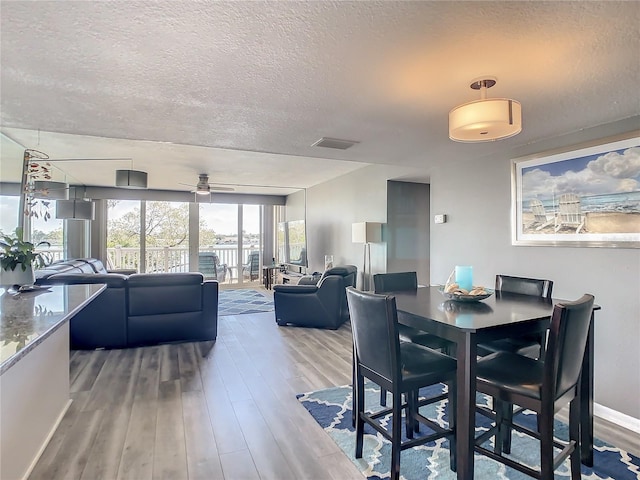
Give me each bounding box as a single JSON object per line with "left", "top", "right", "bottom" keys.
{"left": 107, "top": 200, "right": 262, "bottom": 284}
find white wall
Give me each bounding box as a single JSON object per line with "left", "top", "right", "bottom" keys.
{"left": 431, "top": 117, "right": 640, "bottom": 419}
{"left": 304, "top": 116, "right": 640, "bottom": 420}
{"left": 304, "top": 164, "right": 425, "bottom": 287}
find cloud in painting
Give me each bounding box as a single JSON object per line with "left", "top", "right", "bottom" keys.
{"left": 522, "top": 147, "right": 640, "bottom": 200}
{"left": 587, "top": 147, "right": 640, "bottom": 179}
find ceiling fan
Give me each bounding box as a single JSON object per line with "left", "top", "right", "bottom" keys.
{"left": 179, "top": 174, "right": 235, "bottom": 195}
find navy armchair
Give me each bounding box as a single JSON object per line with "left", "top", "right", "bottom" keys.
{"left": 273, "top": 265, "right": 357, "bottom": 329}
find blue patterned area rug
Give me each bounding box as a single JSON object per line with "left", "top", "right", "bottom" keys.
{"left": 218, "top": 289, "right": 274, "bottom": 316}
{"left": 297, "top": 383, "right": 640, "bottom": 480}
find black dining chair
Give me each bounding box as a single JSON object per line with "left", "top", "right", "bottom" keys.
{"left": 346, "top": 287, "right": 457, "bottom": 480}
{"left": 373, "top": 272, "right": 454, "bottom": 411}
{"left": 474, "top": 294, "right": 595, "bottom": 480}
{"left": 477, "top": 274, "right": 554, "bottom": 358}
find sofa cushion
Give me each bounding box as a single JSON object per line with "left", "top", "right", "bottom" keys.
{"left": 36, "top": 265, "right": 86, "bottom": 280}
{"left": 127, "top": 273, "right": 204, "bottom": 316}
{"left": 127, "top": 273, "right": 217, "bottom": 347}
{"left": 77, "top": 258, "right": 109, "bottom": 274}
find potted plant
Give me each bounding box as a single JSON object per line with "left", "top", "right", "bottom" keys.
{"left": 0, "top": 228, "right": 51, "bottom": 286}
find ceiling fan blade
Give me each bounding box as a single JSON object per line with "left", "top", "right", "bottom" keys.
{"left": 44, "top": 157, "right": 133, "bottom": 162}
{"left": 178, "top": 182, "right": 197, "bottom": 187}
{"left": 210, "top": 186, "right": 235, "bottom": 191}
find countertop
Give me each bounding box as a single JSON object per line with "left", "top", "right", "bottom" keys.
{"left": 0, "top": 284, "right": 105, "bottom": 374}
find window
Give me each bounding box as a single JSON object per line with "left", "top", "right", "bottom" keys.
{"left": 0, "top": 195, "right": 19, "bottom": 236}
{"left": 145, "top": 201, "right": 189, "bottom": 273}
{"left": 107, "top": 200, "right": 141, "bottom": 271}
{"left": 199, "top": 203, "right": 238, "bottom": 283}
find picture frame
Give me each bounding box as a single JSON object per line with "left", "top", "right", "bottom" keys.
{"left": 511, "top": 131, "right": 640, "bottom": 248}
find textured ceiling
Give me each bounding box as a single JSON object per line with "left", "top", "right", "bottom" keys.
{"left": 1, "top": 1, "right": 639, "bottom": 194}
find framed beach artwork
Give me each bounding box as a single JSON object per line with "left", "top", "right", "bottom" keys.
{"left": 512, "top": 131, "right": 640, "bottom": 248}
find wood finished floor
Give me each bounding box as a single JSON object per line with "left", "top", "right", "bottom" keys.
{"left": 31, "top": 310, "right": 639, "bottom": 480}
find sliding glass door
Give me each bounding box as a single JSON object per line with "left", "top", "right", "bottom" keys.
{"left": 198, "top": 203, "right": 238, "bottom": 283}
{"left": 106, "top": 200, "right": 141, "bottom": 271}
{"left": 106, "top": 199, "right": 267, "bottom": 285}
{"left": 241, "top": 205, "right": 262, "bottom": 286}
{"left": 197, "top": 203, "right": 263, "bottom": 287}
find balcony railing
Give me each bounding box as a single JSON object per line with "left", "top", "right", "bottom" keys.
{"left": 37, "top": 246, "right": 260, "bottom": 284}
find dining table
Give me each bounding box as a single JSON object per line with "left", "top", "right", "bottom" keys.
{"left": 392, "top": 286, "right": 598, "bottom": 480}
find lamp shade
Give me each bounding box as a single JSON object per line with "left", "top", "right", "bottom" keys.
{"left": 32, "top": 181, "right": 69, "bottom": 200}
{"left": 195, "top": 192, "right": 212, "bottom": 203}
{"left": 449, "top": 98, "right": 522, "bottom": 142}
{"left": 352, "top": 222, "right": 382, "bottom": 243}
{"left": 115, "top": 169, "right": 148, "bottom": 189}
{"left": 56, "top": 199, "right": 95, "bottom": 220}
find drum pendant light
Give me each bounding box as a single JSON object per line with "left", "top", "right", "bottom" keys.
{"left": 115, "top": 169, "right": 148, "bottom": 189}
{"left": 56, "top": 187, "right": 95, "bottom": 220}
{"left": 115, "top": 159, "right": 148, "bottom": 189}
{"left": 449, "top": 77, "right": 522, "bottom": 143}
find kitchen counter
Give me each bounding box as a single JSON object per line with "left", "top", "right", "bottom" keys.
{"left": 0, "top": 283, "right": 104, "bottom": 480}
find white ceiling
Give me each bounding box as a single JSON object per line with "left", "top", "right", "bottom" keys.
{"left": 1, "top": 1, "right": 639, "bottom": 195}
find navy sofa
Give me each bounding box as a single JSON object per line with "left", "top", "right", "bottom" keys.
{"left": 37, "top": 263, "right": 218, "bottom": 349}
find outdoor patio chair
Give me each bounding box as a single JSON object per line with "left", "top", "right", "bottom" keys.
{"left": 243, "top": 251, "right": 260, "bottom": 281}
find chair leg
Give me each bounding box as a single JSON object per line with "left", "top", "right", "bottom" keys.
{"left": 500, "top": 401, "right": 513, "bottom": 454}
{"left": 404, "top": 390, "right": 420, "bottom": 438}
{"left": 569, "top": 397, "right": 582, "bottom": 480}
{"left": 493, "top": 398, "right": 505, "bottom": 455}
{"left": 390, "top": 390, "right": 402, "bottom": 480}
{"left": 351, "top": 347, "right": 356, "bottom": 428}
{"left": 447, "top": 381, "right": 457, "bottom": 472}
{"left": 380, "top": 387, "right": 387, "bottom": 407}
{"left": 405, "top": 391, "right": 414, "bottom": 439}
{"left": 539, "top": 405, "right": 555, "bottom": 480}
{"left": 355, "top": 371, "right": 365, "bottom": 459}
{"left": 412, "top": 390, "right": 420, "bottom": 433}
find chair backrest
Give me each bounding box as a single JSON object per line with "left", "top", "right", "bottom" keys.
{"left": 198, "top": 253, "right": 218, "bottom": 276}
{"left": 346, "top": 287, "right": 399, "bottom": 383}
{"left": 320, "top": 265, "right": 357, "bottom": 287}
{"left": 557, "top": 193, "right": 583, "bottom": 225}
{"left": 241, "top": 252, "right": 260, "bottom": 280}
{"left": 543, "top": 294, "right": 595, "bottom": 399}
{"left": 529, "top": 199, "right": 548, "bottom": 222}
{"left": 373, "top": 271, "right": 418, "bottom": 293}
{"left": 249, "top": 252, "right": 259, "bottom": 271}
{"left": 495, "top": 274, "right": 553, "bottom": 299}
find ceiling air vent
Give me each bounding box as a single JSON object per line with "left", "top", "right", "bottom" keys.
{"left": 311, "top": 137, "right": 360, "bottom": 150}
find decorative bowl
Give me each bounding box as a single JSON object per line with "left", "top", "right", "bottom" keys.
{"left": 438, "top": 286, "right": 494, "bottom": 302}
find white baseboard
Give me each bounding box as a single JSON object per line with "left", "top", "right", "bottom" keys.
{"left": 594, "top": 402, "right": 640, "bottom": 435}
{"left": 21, "top": 399, "right": 73, "bottom": 480}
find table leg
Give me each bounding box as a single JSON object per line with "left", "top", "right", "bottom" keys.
{"left": 580, "top": 312, "right": 595, "bottom": 466}
{"left": 456, "top": 333, "right": 477, "bottom": 480}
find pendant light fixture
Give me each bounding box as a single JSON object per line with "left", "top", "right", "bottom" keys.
{"left": 449, "top": 77, "right": 522, "bottom": 142}
{"left": 56, "top": 187, "right": 95, "bottom": 220}
{"left": 115, "top": 160, "right": 148, "bottom": 189}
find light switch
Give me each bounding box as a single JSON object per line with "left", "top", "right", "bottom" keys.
{"left": 434, "top": 214, "right": 447, "bottom": 224}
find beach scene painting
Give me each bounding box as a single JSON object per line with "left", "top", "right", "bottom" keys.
{"left": 512, "top": 134, "right": 640, "bottom": 248}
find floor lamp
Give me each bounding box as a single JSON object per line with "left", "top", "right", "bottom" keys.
{"left": 352, "top": 222, "right": 381, "bottom": 291}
